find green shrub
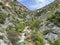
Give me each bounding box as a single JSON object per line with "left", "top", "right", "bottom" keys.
{"left": 47, "top": 11, "right": 60, "bottom": 27}
{"left": 0, "top": 12, "right": 7, "bottom": 24}
{"left": 31, "top": 32, "right": 45, "bottom": 45}
{"left": 15, "top": 23, "right": 26, "bottom": 32}
{"left": 43, "top": 30, "right": 52, "bottom": 35}
{"left": 6, "top": 26, "right": 19, "bottom": 45}
{"left": 50, "top": 38, "right": 60, "bottom": 45}
{"left": 30, "top": 20, "right": 41, "bottom": 30}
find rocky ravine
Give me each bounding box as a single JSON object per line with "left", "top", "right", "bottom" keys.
{"left": 0, "top": 0, "right": 60, "bottom": 45}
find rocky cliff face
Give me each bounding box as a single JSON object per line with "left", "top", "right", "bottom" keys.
{"left": 0, "top": 27, "right": 12, "bottom": 45}
{"left": 0, "top": 0, "right": 60, "bottom": 45}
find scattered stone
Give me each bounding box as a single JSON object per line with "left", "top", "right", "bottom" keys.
{"left": 45, "top": 33, "right": 58, "bottom": 42}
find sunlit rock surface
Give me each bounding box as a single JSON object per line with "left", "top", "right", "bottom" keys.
{"left": 0, "top": 30, "right": 12, "bottom": 45}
